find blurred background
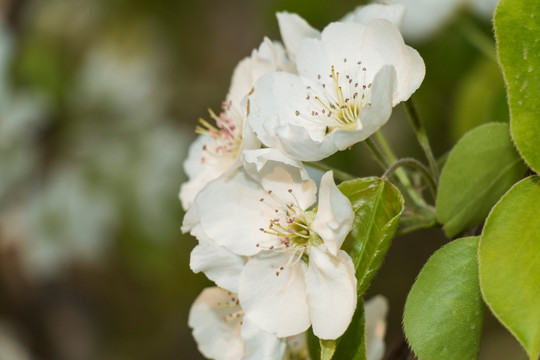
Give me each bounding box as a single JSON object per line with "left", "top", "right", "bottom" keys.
{"left": 0, "top": 0, "right": 526, "bottom": 359}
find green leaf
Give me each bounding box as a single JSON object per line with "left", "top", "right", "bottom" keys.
{"left": 451, "top": 58, "right": 508, "bottom": 143}
{"left": 479, "top": 176, "right": 540, "bottom": 360}
{"left": 403, "top": 237, "right": 484, "bottom": 360}
{"left": 495, "top": 0, "right": 540, "bottom": 173}
{"left": 313, "top": 178, "right": 403, "bottom": 359}
{"left": 307, "top": 328, "right": 321, "bottom": 360}
{"left": 436, "top": 122, "right": 527, "bottom": 237}
{"left": 332, "top": 299, "right": 366, "bottom": 360}
{"left": 308, "top": 298, "right": 369, "bottom": 360}
{"left": 338, "top": 177, "right": 404, "bottom": 295}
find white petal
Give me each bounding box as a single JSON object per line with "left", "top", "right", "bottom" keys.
{"left": 190, "top": 170, "right": 282, "bottom": 256}
{"left": 299, "top": 20, "right": 424, "bottom": 106}
{"left": 229, "top": 38, "right": 291, "bottom": 106}
{"left": 180, "top": 135, "right": 235, "bottom": 211}
{"left": 306, "top": 247, "right": 357, "bottom": 339}
{"left": 347, "top": 64, "right": 396, "bottom": 143}
{"left": 282, "top": 65, "right": 395, "bottom": 154}
{"left": 188, "top": 287, "right": 244, "bottom": 360}
{"left": 190, "top": 225, "right": 246, "bottom": 293}
{"left": 181, "top": 191, "right": 201, "bottom": 233}
{"left": 341, "top": 3, "right": 406, "bottom": 28}
{"left": 276, "top": 12, "right": 320, "bottom": 63}
{"left": 239, "top": 251, "right": 311, "bottom": 337}
{"left": 311, "top": 171, "right": 354, "bottom": 256}
{"left": 243, "top": 148, "right": 317, "bottom": 209}
{"left": 364, "top": 295, "right": 388, "bottom": 360}
{"left": 247, "top": 72, "right": 351, "bottom": 161}
{"left": 241, "top": 317, "right": 287, "bottom": 360}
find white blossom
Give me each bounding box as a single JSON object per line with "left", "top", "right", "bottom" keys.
{"left": 180, "top": 38, "right": 292, "bottom": 210}
{"left": 189, "top": 287, "right": 389, "bottom": 360}
{"left": 184, "top": 151, "right": 356, "bottom": 339}
{"left": 247, "top": 19, "right": 424, "bottom": 161}
{"left": 277, "top": 3, "right": 406, "bottom": 63}
{"left": 189, "top": 225, "right": 246, "bottom": 293}
{"left": 188, "top": 287, "right": 287, "bottom": 360}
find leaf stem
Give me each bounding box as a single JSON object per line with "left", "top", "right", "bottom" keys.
{"left": 382, "top": 158, "right": 437, "bottom": 198}
{"left": 370, "top": 132, "right": 427, "bottom": 207}
{"left": 365, "top": 137, "right": 391, "bottom": 168}
{"left": 404, "top": 100, "right": 439, "bottom": 182}
{"left": 396, "top": 216, "right": 438, "bottom": 237}
{"left": 306, "top": 161, "right": 355, "bottom": 182}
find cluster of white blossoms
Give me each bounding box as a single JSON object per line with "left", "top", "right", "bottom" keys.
{"left": 181, "top": 3, "right": 425, "bottom": 359}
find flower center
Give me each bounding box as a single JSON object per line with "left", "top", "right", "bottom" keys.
{"left": 196, "top": 101, "right": 243, "bottom": 164}
{"left": 295, "top": 60, "right": 372, "bottom": 134}
{"left": 256, "top": 189, "right": 322, "bottom": 276}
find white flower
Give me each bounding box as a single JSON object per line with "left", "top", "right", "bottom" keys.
{"left": 277, "top": 3, "right": 406, "bottom": 63}
{"left": 179, "top": 38, "right": 292, "bottom": 210}
{"left": 189, "top": 225, "right": 246, "bottom": 293}
{"left": 189, "top": 287, "right": 388, "bottom": 360}
{"left": 184, "top": 151, "right": 357, "bottom": 339}
{"left": 188, "top": 287, "right": 287, "bottom": 360}
{"left": 341, "top": 3, "right": 406, "bottom": 26}
{"left": 247, "top": 20, "right": 424, "bottom": 161}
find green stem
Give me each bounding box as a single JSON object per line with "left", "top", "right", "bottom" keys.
{"left": 397, "top": 216, "right": 438, "bottom": 237}
{"left": 382, "top": 158, "right": 437, "bottom": 198}
{"left": 457, "top": 18, "right": 497, "bottom": 62}
{"left": 372, "top": 132, "right": 427, "bottom": 207}
{"left": 404, "top": 100, "right": 439, "bottom": 182}
{"left": 364, "top": 137, "right": 391, "bottom": 168}
{"left": 306, "top": 162, "right": 355, "bottom": 182}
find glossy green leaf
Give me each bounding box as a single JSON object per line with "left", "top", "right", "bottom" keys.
{"left": 331, "top": 299, "right": 366, "bottom": 360}
{"left": 495, "top": 0, "right": 540, "bottom": 173}
{"left": 479, "top": 176, "right": 540, "bottom": 360}
{"left": 312, "top": 178, "right": 403, "bottom": 360}
{"left": 451, "top": 58, "right": 508, "bottom": 143}
{"left": 338, "top": 177, "right": 404, "bottom": 295}
{"left": 436, "top": 122, "right": 527, "bottom": 237}
{"left": 308, "top": 300, "right": 366, "bottom": 360}
{"left": 404, "top": 237, "right": 483, "bottom": 360}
